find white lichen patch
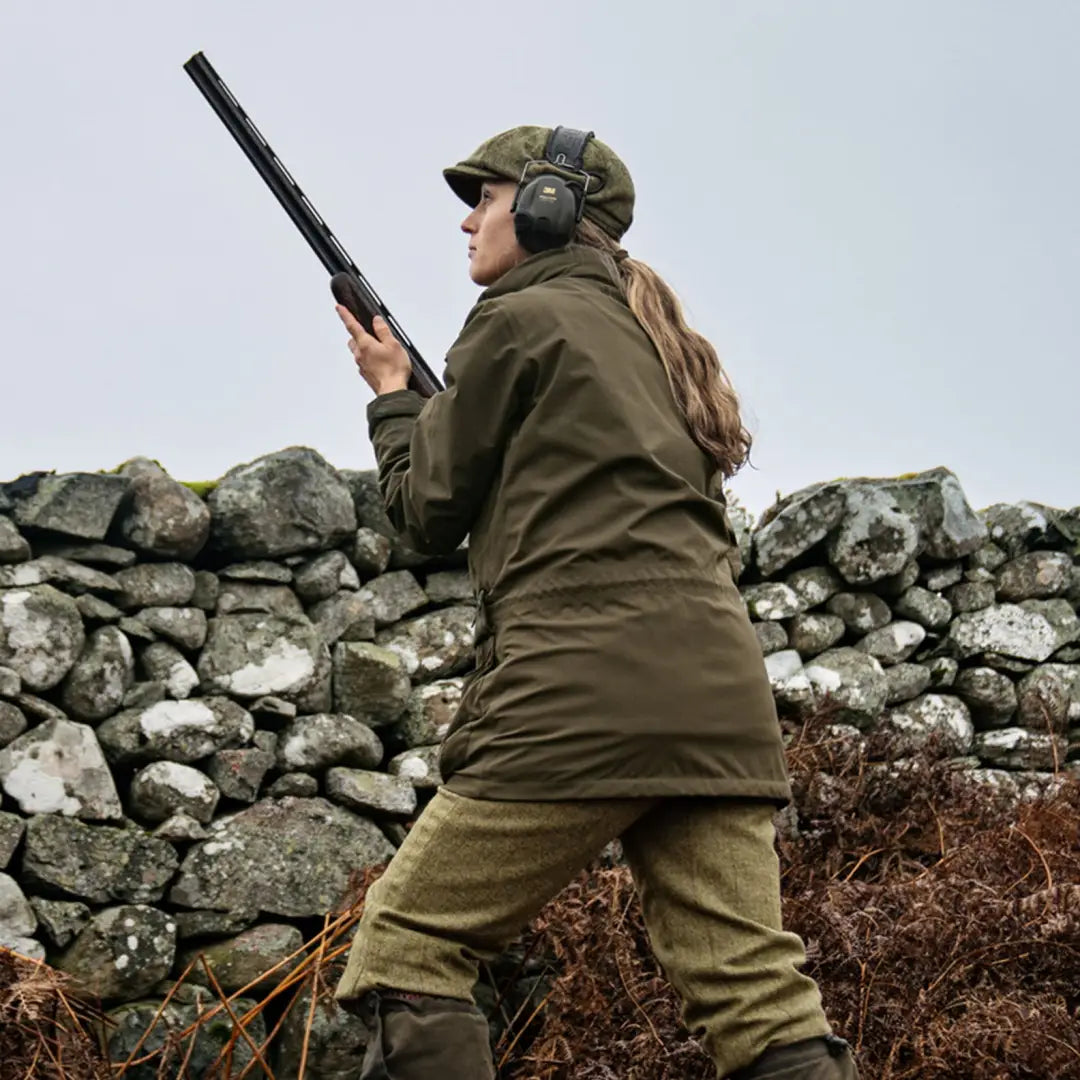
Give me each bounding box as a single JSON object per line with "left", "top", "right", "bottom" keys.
{"left": 222, "top": 639, "right": 315, "bottom": 696}
{"left": 1, "top": 757, "right": 81, "bottom": 815}
{"left": 141, "top": 700, "right": 216, "bottom": 737}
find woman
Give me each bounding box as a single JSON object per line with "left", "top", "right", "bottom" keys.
{"left": 333, "top": 125, "right": 858, "bottom": 1080}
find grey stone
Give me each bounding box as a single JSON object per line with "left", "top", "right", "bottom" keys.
{"left": 140, "top": 642, "right": 199, "bottom": 699}
{"left": 969, "top": 542, "right": 1009, "bottom": 572}
{"left": 753, "top": 484, "right": 846, "bottom": 577}
{"left": 273, "top": 986, "right": 369, "bottom": 1080}
{"left": 974, "top": 727, "right": 1068, "bottom": 770}
{"left": 801, "top": 647, "right": 889, "bottom": 728}
{"left": 25, "top": 555, "right": 121, "bottom": 595}
{"left": 925, "top": 656, "right": 959, "bottom": 688}
{"left": 742, "top": 583, "right": 804, "bottom": 621}
{"left": 181, "top": 922, "right": 304, "bottom": 993}
{"left": 826, "top": 486, "right": 919, "bottom": 584}
{"left": 113, "top": 563, "right": 196, "bottom": 609}
{"left": 786, "top": 613, "right": 846, "bottom": 658}
{"left": 118, "top": 616, "right": 156, "bottom": 644}
{"left": 122, "top": 681, "right": 167, "bottom": 709}
{"left": 251, "top": 695, "right": 298, "bottom": 727}
{"left": 388, "top": 745, "right": 443, "bottom": 790}
{"left": 881, "top": 469, "right": 987, "bottom": 560}
{"left": 207, "top": 747, "right": 274, "bottom": 803}
{"left": 308, "top": 590, "right": 375, "bottom": 646}
{"left": 953, "top": 667, "right": 1018, "bottom": 726}
{"left": 13, "top": 694, "right": 68, "bottom": 726}
{"left": 965, "top": 566, "right": 996, "bottom": 584}
{"left": 153, "top": 812, "right": 209, "bottom": 843}
{"left": 0, "top": 811, "right": 25, "bottom": 868}
{"left": 983, "top": 654, "right": 1037, "bottom": 675}
{"left": 878, "top": 694, "right": 974, "bottom": 756}
{"left": 137, "top": 607, "right": 207, "bottom": 651}
{"left": 22, "top": 815, "right": 177, "bottom": 903}
{"left": 348, "top": 526, "right": 393, "bottom": 579}
{"left": 208, "top": 448, "right": 357, "bottom": 560}
{"left": 923, "top": 563, "right": 964, "bottom": 592}
{"left": 374, "top": 606, "right": 477, "bottom": 683}
{"left": 192, "top": 569, "right": 220, "bottom": 611}
{"left": 295, "top": 551, "right": 356, "bottom": 603}
{"left": 253, "top": 729, "right": 278, "bottom": 754}
{"left": 425, "top": 570, "right": 473, "bottom": 604}
{"left": 396, "top": 680, "right": 463, "bottom": 748}
{"left": 753, "top": 621, "right": 789, "bottom": 655}
{"left": 825, "top": 592, "right": 892, "bottom": 635}
{"left": 763, "top": 650, "right": 814, "bottom": 712}
{"left": 360, "top": 570, "right": 430, "bottom": 628}
{"left": 0, "top": 664, "right": 19, "bottom": 697}
{"left": 217, "top": 580, "right": 305, "bottom": 618}
{"left": 326, "top": 768, "right": 418, "bottom": 818}
{"left": 0, "top": 516, "right": 30, "bottom": 563}
{"left": 30, "top": 897, "right": 90, "bottom": 949}
{"left": 893, "top": 586, "right": 952, "bottom": 631}
{"left": 0, "top": 701, "right": 27, "bottom": 747}
{"left": 995, "top": 551, "right": 1074, "bottom": 602}
{"left": 0, "top": 584, "right": 85, "bottom": 691}
{"left": 0, "top": 718, "right": 123, "bottom": 819}
{"left": 60, "top": 626, "right": 134, "bottom": 721}
{"left": 220, "top": 560, "right": 295, "bottom": 583}
{"left": 268, "top": 772, "right": 319, "bottom": 798}
{"left": 727, "top": 501, "right": 755, "bottom": 581}
{"left": 874, "top": 560, "right": 921, "bottom": 599}
{"left": 116, "top": 457, "right": 210, "bottom": 560}
{"left": 97, "top": 697, "right": 254, "bottom": 766}
{"left": 198, "top": 613, "right": 328, "bottom": 701}
{"left": 980, "top": 502, "right": 1058, "bottom": 558}
{"left": 9, "top": 472, "right": 130, "bottom": 540}
{"left": 340, "top": 469, "right": 429, "bottom": 570}
{"left": 75, "top": 593, "right": 124, "bottom": 623}
{"left": 884, "top": 663, "right": 932, "bottom": 705}
{"left": 276, "top": 713, "right": 383, "bottom": 772}
{"left": 333, "top": 642, "right": 412, "bottom": 725}
{"left": 1016, "top": 665, "right": 1079, "bottom": 731}
{"left": 57, "top": 904, "right": 176, "bottom": 1001}
{"left": 0, "top": 872, "right": 39, "bottom": 958}
{"left": 130, "top": 761, "right": 220, "bottom": 824}
{"left": 1019, "top": 599, "right": 1080, "bottom": 650}
{"left": 0, "top": 561, "right": 46, "bottom": 588}
{"left": 34, "top": 541, "right": 137, "bottom": 568}
{"left": 949, "top": 604, "right": 1062, "bottom": 663}
{"left": 174, "top": 908, "right": 258, "bottom": 941}
{"left": 169, "top": 796, "right": 395, "bottom": 917}
{"left": 856, "top": 621, "right": 926, "bottom": 666}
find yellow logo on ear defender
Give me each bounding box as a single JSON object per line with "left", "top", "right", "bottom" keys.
{"left": 542, "top": 186, "right": 557, "bottom": 195}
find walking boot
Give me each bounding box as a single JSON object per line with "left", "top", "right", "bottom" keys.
{"left": 728, "top": 1035, "right": 860, "bottom": 1079}
{"left": 356, "top": 990, "right": 495, "bottom": 1080}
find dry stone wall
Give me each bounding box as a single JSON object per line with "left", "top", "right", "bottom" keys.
{"left": 0, "top": 450, "right": 1077, "bottom": 1074}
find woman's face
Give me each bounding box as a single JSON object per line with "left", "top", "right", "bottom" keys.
{"left": 461, "top": 180, "right": 527, "bottom": 286}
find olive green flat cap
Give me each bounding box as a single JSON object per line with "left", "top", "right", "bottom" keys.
{"left": 444, "top": 125, "right": 635, "bottom": 241}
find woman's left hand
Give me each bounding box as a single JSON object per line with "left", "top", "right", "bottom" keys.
{"left": 336, "top": 304, "right": 412, "bottom": 395}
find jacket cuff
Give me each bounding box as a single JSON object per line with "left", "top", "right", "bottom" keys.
{"left": 366, "top": 389, "right": 425, "bottom": 434}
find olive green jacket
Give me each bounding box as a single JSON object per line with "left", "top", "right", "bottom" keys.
{"left": 367, "top": 246, "right": 789, "bottom": 803}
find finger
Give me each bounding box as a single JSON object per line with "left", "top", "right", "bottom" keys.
{"left": 336, "top": 304, "right": 370, "bottom": 341}
{"left": 371, "top": 315, "right": 394, "bottom": 344}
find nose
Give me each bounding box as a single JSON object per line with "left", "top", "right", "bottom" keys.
{"left": 461, "top": 207, "right": 480, "bottom": 234}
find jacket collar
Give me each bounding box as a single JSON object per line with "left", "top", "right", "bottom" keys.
{"left": 479, "top": 245, "right": 623, "bottom": 302}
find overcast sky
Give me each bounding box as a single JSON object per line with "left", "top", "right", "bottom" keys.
{"left": 1, "top": 1, "right": 1077, "bottom": 517}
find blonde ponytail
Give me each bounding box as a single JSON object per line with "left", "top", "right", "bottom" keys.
{"left": 574, "top": 218, "right": 751, "bottom": 479}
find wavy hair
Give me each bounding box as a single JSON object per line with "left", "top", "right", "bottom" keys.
{"left": 573, "top": 218, "right": 751, "bottom": 479}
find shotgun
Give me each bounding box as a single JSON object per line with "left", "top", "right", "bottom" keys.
{"left": 183, "top": 51, "right": 443, "bottom": 397}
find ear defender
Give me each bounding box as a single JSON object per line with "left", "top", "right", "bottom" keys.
{"left": 511, "top": 127, "right": 595, "bottom": 254}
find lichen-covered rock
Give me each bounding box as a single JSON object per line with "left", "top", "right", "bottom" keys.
{"left": 374, "top": 606, "right": 477, "bottom": 683}
{"left": 763, "top": 650, "right": 814, "bottom": 712}
{"left": 784, "top": 566, "right": 842, "bottom": 610}
{"left": 980, "top": 502, "right": 1057, "bottom": 558}
{"left": 333, "top": 642, "right": 412, "bottom": 725}
{"left": 308, "top": 590, "right": 375, "bottom": 646}
{"left": 925, "top": 657, "right": 959, "bottom": 689}
{"left": 22, "top": 815, "right": 177, "bottom": 903}
{"left": 30, "top": 896, "right": 90, "bottom": 949}
{"left": 994, "top": 551, "right": 1073, "bottom": 603}
{"left": 112, "top": 563, "right": 196, "bottom": 610}
{"left": 877, "top": 694, "right": 974, "bottom": 756}
{"left": 326, "top": 767, "right": 418, "bottom": 817}
{"left": 1016, "top": 664, "right": 1079, "bottom": 730}
{"left": 874, "top": 560, "right": 921, "bottom": 600}
{"left": 396, "top": 679, "right": 463, "bottom": 748}
{"left": 208, "top": 448, "right": 357, "bottom": 559}
{"left": 206, "top": 747, "right": 274, "bottom": 804}
{"left": 786, "top": 613, "right": 846, "bottom": 658}
{"left": 130, "top": 761, "right": 220, "bottom": 824}
{"left": 96, "top": 697, "right": 254, "bottom": 766}
{"left": 953, "top": 667, "right": 1018, "bottom": 727}
{"left": 0, "top": 516, "right": 30, "bottom": 563}
{"left": 0, "top": 812, "right": 25, "bottom": 868}
{"left": 347, "top": 525, "right": 394, "bottom": 579}
{"left": 198, "top": 613, "right": 328, "bottom": 701}
{"left": 0, "top": 664, "right": 20, "bottom": 697}
{"left": 116, "top": 457, "right": 210, "bottom": 560}
{"left": 946, "top": 581, "right": 997, "bottom": 613}
{"left": 57, "top": 904, "right": 176, "bottom": 1001}
{"left": 182, "top": 922, "right": 304, "bottom": 993}
{"left": 0, "top": 584, "right": 85, "bottom": 691}
{"left": 949, "top": 604, "right": 1062, "bottom": 663}
{"left": 893, "top": 586, "right": 952, "bottom": 631}
{"left": 59, "top": 626, "right": 134, "bottom": 721}
{"left": 387, "top": 745, "right": 443, "bottom": 790}
{"left": 742, "top": 583, "right": 804, "bottom": 621}
{"left": 140, "top": 641, "right": 200, "bottom": 699}
{"left": 153, "top": 812, "right": 209, "bottom": 843}
{"left": 425, "top": 570, "right": 473, "bottom": 604}
{"left": 137, "top": 607, "right": 207, "bottom": 652}
{"left": 0, "top": 718, "right": 123, "bottom": 819}
{"left": 174, "top": 908, "right": 258, "bottom": 941}
{"left": 276, "top": 713, "right": 383, "bottom": 772}
{"left": 340, "top": 469, "right": 429, "bottom": 570}
{"left": 884, "top": 663, "right": 932, "bottom": 705}
{"left": 826, "top": 487, "right": 919, "bottom": 584}
{"left": 856, "top": 621, "right": 926, "bottom": 666}
{"left": 973, "top": 727, "right": 1068, "bottom": 770}
{"left": 75, "top": 593, "right": 123, "bottom": 624}
{"left": 753, "top": 621, "right": 789, "bottom": 655}
{"left": 360, "top": 570, "right": 430, "bottom": 628}
{"left": 0, "top": 872, "right": 37, "bottom": 958}
{"left": 122, "top": 681, "right": 167, "bottom": 709}
{"left": 220, "top": 560, "right": 294, "bottom": 584}
{"left": 294, "top": 551, "right": 358, "bottom": 603}
{"left": 8, "top": 472, "right": 130, "bottom": 540}
{"left": 216, "top": 580, "right": 305, "bottom": 619}
{"left": 0, "top": 701, "right": 27, "bottom": 747}
{"left": 923, "top": 563, "right": 964, "bottom": 592}
{"left": 1019, "top": 599, "right": 1080, "bottom": 651}
{"left": 169, "top": 796, "right": 396, "bottom": 917}
{"left": 880, "top": 468, "right": 987, "bottom": 559}
{"left": 754, "top": 484, "right": 846, "bottom": 577}
{"left": 825, "top": 592, "right": 891, "bottom": 635}
{"left": 268, "top": 772, "right": 319, "bottom": 798}
{"left": 273, "top": 985, "right": 369, "bottom": 1080}
{"left": 801, "top": 647, "right": 888, "bottom": 728}
{"left": 25, "top": 555, "right": 122, "bottom": 596}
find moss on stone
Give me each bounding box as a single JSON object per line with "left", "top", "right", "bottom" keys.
{"left": 180, "top": 481, "right": 217, "bottom": 500}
